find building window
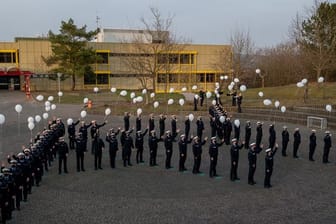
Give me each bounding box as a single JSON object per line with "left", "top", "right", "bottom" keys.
{"left": 97, "top": 74, "right": 109, "bottom": 84}
{"left": 196, "top": 73, "right": 205, "bottom": 82}
{"left": 168, "top": 74, "right": 178, "bottom": 83}
{"left": 180, "top": 54, "right": 190, "bottom": 64}
{"left": 169, "top": 54, "right": 179, "bottom": 64}
{"left": 157, "top": 54, "right": 168, "bottom": 64}
{"left": 206, "top": 73, "right": 215, "bottom": 82}
{"left": 157, "top": 74, "right": 167, "bottom": 83}
{"left": 0, "top": 52, "right": 16, "bottom": 63}
{"left": 97, "top": 52, "right": 109, "bottom": 64}
{"left": 179, "top": 74, "right": 189, "bottom": 83}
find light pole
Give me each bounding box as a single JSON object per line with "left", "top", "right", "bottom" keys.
{"left": 256, "top": 68, "right": 265, "bottom": 88}
{"left": 57, "top": 73, "right": 62, "bottom": 103}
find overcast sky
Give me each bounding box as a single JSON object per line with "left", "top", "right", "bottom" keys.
{"left": 0, "top": 0, "right": 318, "bottom": 47}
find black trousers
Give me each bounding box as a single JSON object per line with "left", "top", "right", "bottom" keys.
{"left": 165, "top": 149, "right": 172, "bottom": 168}
{"left": 209, "top": 156, "right": 218, "bottom": 177}
{"left": 245, "top": 135, "right": 251, "bottom": 149}
{"left": 58, "top": 156, "right": 68, "bottom": 173}
{"left": 136, "top": 146, "right": 144, "bottom": 163}
{"left": 323, "top": 148, "right": 330, "bottom": 163}
{"left": 69, "top": 136, "right": 75, "bottom": 149}
{"left": 94, "top": 150, "right": 102, "bottom": 169}
{"left": 122, "top": 149, "right": 131, "bottom": 167}
{"left": 76, "top": 151, "right": 85, "bottom": 171}
{"left": 149, "top": 148, "right": 157, "bottom": 166}
{"left": 109, "top": 150, "right": 117, "bottom": 168}
{"left": 192, "top": 156, "right": 201, "bottom": 173}
{"left": 264, "top": 168, "right": 273, "bottom": 187}
{"left": 230, "top": 160, "right": 238, "bottom": 180}
{"left": 309, "top": 144, "right": 316, "bottom": 160}
{"left": 282, "top": 141, "right": 289, "bottom": 155}
{"left": 179, "top": 153, "right": 187, "bottom": 171}
{"left": 248, "top": 165, "right": 256, "bottom": 183}
{"left": 293, "top": 142, "right": 300, "bottom": 157}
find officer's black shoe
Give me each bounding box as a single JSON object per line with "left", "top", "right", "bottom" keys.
{"left": 99, "top": 167, "right": 103, "bottom": 170}
{"left": 64, "top": 171, "right": 68, "bottom": 173}
{"left": 309, "top": 159, "right": 315, "bottom": 161}
{"left": 235, "top": 177, "right": 240, "bottom": 181}
{"left": 81, "top": 169, "right": 85, "bottom": 172}
{"left": 128, "top": 164, "right": 133, "bottom": 166}
{"left": 140, "top": 160, "right": 144, "bottom": 163}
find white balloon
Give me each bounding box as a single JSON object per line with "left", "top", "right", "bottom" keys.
{"left": 93, "top": 87, "right": 99, "bottom": 93}
{"left": 224, "top": 75, "right": 228, "bottom": 80}
{"left": 45, "top": 101, "right": 51, "bottom": 107}
{"left": 192, "top": 85, "right": 197, "bottom": 90}
{"left": 219, "top": 116, "right": 225, "bottom": 123}
{"left": 188, "top": 114, "right": 194, "bottom": 122}
{"left": 136, "top": 96, "right": 143, "bottom": 102}
{"left": 179, "top": 98, "right": 185, "bottom": 106}
{"left": 28, "top": 122, "right": 35, "bottom": 131}
{"left": 80, "top": 110, "right": 87, "bottom": 118}
{"left": 215, "top": 82, "right": 220, "bottom": 88}
{"left": 297, "top": 82, "right": 304, "bottom": 88}
{"left": 326, "top": 104, "right": 332, "bottom": 112}
{"left": 150, "top": 93, "right": 155, "bottom": 98}
{"left": 230, "top": 82, "right": 235, "bottom": 86}
{"left": 274, "top": 100, "right": 280, "bottom": 108}
{"left": 130, "top": 92, "right": 136, "bottom": 99}
{"left": 169, "top": 87, "right": 174, "bottom": 93}
{"left": 43, "top": 113, "right": 49, "bottom": 120}
{"left": 194, "top": 94, "right": 199, "bottom": 100}
{"left": 212, "top": 100, "right": 217, "bottom": 106}
{"left": 263, "top": 99, "right": 272, "bottom": 106}
{"left": 258, "top": 91, "right": 264, "bottom": 97}
{"left": 168, "top": 99, "right": 174, "bottom": 105}
{"left": 0, "top": 114, "right": 5, "bottom": 125}
{"left": 120, "top": 90, "right": 127, "bottom": 96}
{"left": 51, "top": 104, "right": 56, "bottom": 110}
{"left": 48, "top": 96, "right": 54, "bottom": 101}
{"left": 256, "top": 68, "right": 261, "bottom": 74}
{"left": 83, "top": 98, "right": 89, "bottom": 104}
{"left": 240, "top": 85, "right": 247, "bottom": 92}
{"left": 153, "top": 101, "right": 159, "bottom": 108}
{"left": 27, "top": 116, "right": 34, "bottom": 123}
{"left": 318, "top": 77, "right": 324, "bottom": 83}
{"left": 58, "top": 91, "right": 63, "bottom": 97}
{"left": 67, "top": 118, "right": 73, "bottom": 125}
{"left": 234, "top": 78, "right": 239, "bottom": 83}
{"left": 36, "top": 95, "right": 44, "bottom": 101}
{"left": 181, "top": 87, "right": 187, "bottom": 92}
{"left": 111, "top": 87, "right": 117, "bottom": 93}
{"left": 35, "top": 115, "right": 41, "bottom": 123}
{"left": 281, "top": 106, "right": 286, "bottom": 113}
{"left": 45, "top": 106, "right": 51, "bottom": 112}
{"left": 301, "top": 78, "right": 308, "bottom": 84}
{"left": 206, "top": 91, "right": 212, "bottom": 99}
{"left": 105, "top": 108, "right": 111, "bottom": 116}
{"left": 142, "top": 89, "right": 147, "bottom": 94}
{"left": 137, "top": 108, "right": 142, "bottom": 116}
{"left": 234, "top": 119, "right": 240, "bottom": 127}
{"left": 228, "top": 84, "right": 233, "bottom": 91}
{"left": 132, "top": 98, "right": 137, "bottom": 104}
{"left": 220, "top": 76, "right": 224, "bottom": 80}
{"left": 15, "top": 104, "right": 22, "bottom": 113}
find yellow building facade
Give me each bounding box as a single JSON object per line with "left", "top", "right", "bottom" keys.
{"left": 0, "top": 37, "right": 232, "bottom": 92}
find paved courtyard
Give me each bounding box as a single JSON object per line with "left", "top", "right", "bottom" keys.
{"left": 0, "top": 91, "right": 335, "bottom": 224}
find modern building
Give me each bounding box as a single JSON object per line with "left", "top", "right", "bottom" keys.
{"left": 0, "top": 29, "right": 233, "bottom": 93}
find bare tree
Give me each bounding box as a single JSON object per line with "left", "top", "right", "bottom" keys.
{"left": 123, "top": 7, "right": 189, "bottom": 103}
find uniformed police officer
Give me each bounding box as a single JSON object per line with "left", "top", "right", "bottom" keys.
{"left": 281, "top": 126, "right": 289, "bottom": 157}
{"left": 230, "top": 138, "right": 244, "bottom": 181}
{"left": 148, "top": 130, "right": 161, "bottom": 166}
{"left": 248, "top": 143, "right": 263, "bottom": 185}
{"left": 196, "top": 116, "right": 205, "bottom": 140}
{"left": 122, "top": 131, "right": 134, "bottom": 167}
{"left": 293, "top": 128, "right": 301, "bottom": 158}
{"left": 309, "top": 129, "right": 317, "bottom": 161}
{"left": 209, "top": 137, "right": 224, "bottom": 178}
{"left": 163, "top": 130, "right": 177, "bottom": 169}
{"left": 92, "top": 130, "right": 105, "bottom": 170}
{"left": 192, "top": 136, "right": 207, "bottom": 174}
{"left": 178, "top": 134, "right": 192, "bottom": 172}
{"left": 75, "top": 133, "right": 86, "bottom": 172}
{"left": 67, "top": 118, "right": 80, "bottom": 150}
{"left": 268, "top": 124, "right": 276, "bottom": 149}
{"left": 135, "top": 128, "right": 148, "bottom": 164}
{"left": 56, "top": 137, "right": 69, "bottom": 174}
{"left": 159, "top": 114, "right": 166, "bottom": 138}
{"left": 123, "top": 112, "right": 131, "bottom": 131}
{"left": 244, "top": 121, "right": 252, "bottom": 149}
{"left": 264, "top": 144, "right": 278, "bottom": 188}
{"left": 105, "top": 128, "right": 120, "bottom": 168}
{"left": 256, "top": 121, "right": 263, "bottom": 149}
{"left": 184, "top": 116, "right": 190, "bottom": 139}
{"left": 148, "top": 113, "right": 155, "bottom": 132}
{"left": 323, "top": 131, "right": 332, "bottom": 163}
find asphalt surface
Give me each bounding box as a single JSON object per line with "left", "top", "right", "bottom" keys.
{"left": 0, "top": 91, "right": 336, "bottom": 224}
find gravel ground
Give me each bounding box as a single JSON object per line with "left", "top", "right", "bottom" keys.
{"left": 0, "top": 91, "right": 336, "bottom": 224}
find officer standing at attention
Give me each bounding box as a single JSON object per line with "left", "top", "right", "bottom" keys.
{"left": 293, "top": 128, "right": 301, "bottom": 158}
{"left": 230, "top": 138, "right": 244, "bottom": 181}
{"left": 309, "top": 129, "right": 317, "bottom": 161}
{"left": 184, "top": 116, "right": 190, "bottom": 139}
{"left": 281, "top": 126, "right": 289, "bottom": 157}
{"left": 135, "top": 128, "right": 148, "bottom": 164}
{"left": 171, "top": 115, "right": 178, "bottom": 138}
{"left": 244, "top": 121, "right": 252, "bottom": 149}
{"left": 75, "top": 133, "right": 86, "bottom": 172}
{"left": 196, "top": 116, "right": 205, "bottom": 140}
{"left": 248, "top": 142, "right": 263, "bottom": 185}
{"left": 149, "top": 113, "right": 155, "bottom": 132}
{"left": 56, "top": 137, "right": 69, "bottom": 174}
{"left": 105, "top": 128, "right": 120, "bottom": 168}
{"left": 268, "top": 124, "right": 276, "bottom": 149}
{"left": 92, "top": 130, "right": 105, "bottom": 170}
{"left": 209, "top": 137, "right": 224, "bottom": 178}
{"left": 256, "top": 121, "right": 263, "bottom": 149}
{"left": 122, "top": 131, "right": 134, "bottom": 167}
{"left": 148, "top": 130, "right": 161, "bottom": 166}
{"left": 67, "top": 118, "right": 80, "bottom": 150}
{"left": 264, "top": 144, "right": 278, "bottom": 188}
{"left": 136, "top": 114, "right": 142, "bottom": 132}
{"left": 192, "top": 136, "right": 207, "bottom": 174}
{"left": 163, "top": 130, "right": 177, "bottom": 169}
{"left": 159, "top": 114, "right": 166, "bottom": 138}
{"left": 178, "top": 134, "right": 192, "bottom": 172}
{"left": 123, "top": 112, "right": 131, "bottom": 131}
{"left": 323, "top": 131, "right": 332, "bottom": 163}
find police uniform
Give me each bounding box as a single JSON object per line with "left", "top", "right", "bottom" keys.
{"left": 192, "top": 136, "right": 207, "bottom": 174}
{"left": 309, "top": 130, "right": 317, "bottom": 161}
{"left": 56, "top": 137, "right": 69, "bottom": 174}
{"left": 149, "top": 114, "right": 155, "bottom": 132}
{"left": 244, "top": 121, "right": 252, "bottom": 149}
{"left": 293, "top": 128, "right": 301, "bottom": 158}
{"left": 122, "top": 132, "right": 134, "bottom": 167}
{"left": 209, "top": 137, "right": 224, "bottom": 177}
{"left": 159, "top": 114, "right": 166, "bottom": 138}
{"left": 164, "top": 131, "right": 176, "bottom": 169}
{"left": 323, "top": 131, "right": 332, "bottom": 163}
{"left": 148, "top": 131, "right": 161, "bottom": 166}
{"left": 75, "top": 133, "right": 87, "bottom": 171}
{"left": 106, "top": 129, "right": 120, "bottom": 168}
{"left": 248, "top": 143, "right": 262, "bottom": 185}
{"left": 136, "top": 115, "right": 142, "bottom": 132}
{"left": 178, "top": 134, "right": 192, "bottom": 172}
{"left": 196, "top": 117, "right": 204, "bottom": 140}
{"left": 264, "top": 145, "right": 278, "bottom": 188}
{"left": 230, "top": 138, "right": 244, "bottom": 181}
{"left": 256, "top": 122, "right": 263, "bottom": 149}
{"left": 123, "top": 112, "right": 130, "bottom": 131}
{"left": 92, "top": 132, "right": 105, "bottom": 170}
{"left": 67, "top": 119, "right": 80, "bottom": 149}
{"left": 268, "top": 124, "right": 276, "bottom": 149}
{"left": 281, "top": 126, "right": 289, "bottom": 156}
{"left": 184, "top": 117, "right": 190, "bottom": 139}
